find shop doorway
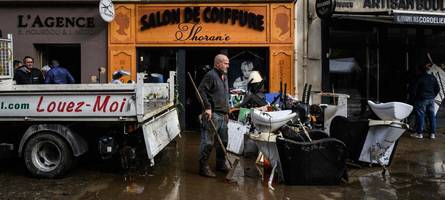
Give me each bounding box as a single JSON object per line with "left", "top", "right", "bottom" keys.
{"left": 328, "top": 20, "right": 445, "bottom": 119}
{"left": 185, "top": 48, "right": 269, "bottom": 130}
{"left": 36, "top": 44, "right": 81, "bottom": 83}
{"left": 137, "top": 47, "right": 269, "bottom": 131}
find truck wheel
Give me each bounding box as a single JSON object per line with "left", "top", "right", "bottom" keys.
{"left": 23, "top": 133, "right": 73, "bottom": 178}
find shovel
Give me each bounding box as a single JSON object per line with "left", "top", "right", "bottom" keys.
{"left": 187, "top": 72, "right": 240, "bottom": 181}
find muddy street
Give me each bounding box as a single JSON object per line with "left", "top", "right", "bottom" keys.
{"left": 1, "top": 132, "right": 444, "bottom": 200}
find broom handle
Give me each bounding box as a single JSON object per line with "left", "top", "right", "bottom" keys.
{"left": 187, "top": 72, "right": 233, "bottom": 168}
{"left": 297, "top": 118, "right": 312, "bottom": 142}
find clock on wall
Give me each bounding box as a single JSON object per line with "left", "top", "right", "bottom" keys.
{"left": 99, "top": 0, "right": 115, "bottom": 22}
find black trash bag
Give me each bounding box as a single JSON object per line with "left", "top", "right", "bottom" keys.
{"left": 330, "top": 116, "right": 369, "bottom": 162}
{"left": 276, "top": 136, "right": 348, "bottom": 185}
{"left": 291, "top": 102, "right": 310, "bottom": 124}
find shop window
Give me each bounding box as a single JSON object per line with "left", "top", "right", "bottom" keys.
{"left": 137, "top": 48, "right": 176, "bottom": 83}
{"left": 228, "top": 48, "right": 268, "bottom": 92}
{"left": 330, "top": 19, "right": 445, "bottom": 119}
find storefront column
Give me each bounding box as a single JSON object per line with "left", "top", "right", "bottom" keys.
{"left": 269, "top": 45, "right": 294, "bottom": 94}
{"left": 177, "top": 49, "right": 186, "bottom": 129}
{"left": 108, "top": 45, "right": 136, "bottom": 83}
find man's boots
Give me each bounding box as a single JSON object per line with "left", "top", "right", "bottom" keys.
{"left": 199, "top": 165, "right": 216, "bottom": 178}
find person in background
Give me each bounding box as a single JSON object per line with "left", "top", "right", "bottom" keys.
{"left": 13, "top": 60, "right": 22, "bottom": 69}
{"left": 233, "top": 60, "right": 254, "bottom": 91}
{"left": 198, "top": 54, "right": 230, "bottom": 178}
{"left": 44, "top": 60, "right": 75, "bottom": 84}
{"left": 14, "top": 56, "right": 44, "bottom": 84}
{"left": 41, "top": 64, "right": 51, "bottom": 78}
{"left": 111, "top": 70, "right": 130, "bottom": 84}
{"left": 410, "top": 62, "right": 440, "bottom": 139}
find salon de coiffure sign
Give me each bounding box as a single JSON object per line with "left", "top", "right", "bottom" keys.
{"left": 334, "top": 0, "right": 445, "bottom": 26}
{"left": 136, "top": 6, "right": 267, "bottom": 43}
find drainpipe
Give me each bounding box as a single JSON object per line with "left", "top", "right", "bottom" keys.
{"left": 293, "top": 0, "right": 307, "bottom": 97}
{"left": 302, "top": 0, "right": 309, "bottom": 86}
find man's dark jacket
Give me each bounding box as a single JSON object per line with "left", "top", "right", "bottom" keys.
{"left": 198, "top": 68, "right": 230, "bottom": 114}
{"left": 14, "top": 66, "right": 44, "bottom": 84}
{"left": 412, "top": 72, "right": 440, "bottom": 100}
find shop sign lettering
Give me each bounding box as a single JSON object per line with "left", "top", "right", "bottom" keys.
{"left": 336, "top": 0, "right": 353, "bottom": 8}
{"left": 17, "top": 15, "right": 97, "bottom": 36}
{"left": 175, "top": 23, "right": 231, "bottom": 41}
{"left": 18, "top": 15, "right": 95, "bottom": 28}
{"left": 395, "top": 13, "right": 445, "bottom": 26}
{"left": 335, "top": 0, "right": 445, "bottom": 12}
{"left": 36, "top": 95, "right": 127, "bottom": 113}
{"left": 140, "top": 6, "right": 265, "bottom": 32}
{"left": 0, "top": 95, "right": 135, "bottom": 117}
{"left": 363, "top": 0, "right": 445, "bottom": 11}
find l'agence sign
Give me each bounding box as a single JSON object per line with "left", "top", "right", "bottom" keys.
{"left": 136, "top": 5, "right": 268, "bottom": 43}
{"left": 17, "top": 14, "right": 98, "bottom": 36}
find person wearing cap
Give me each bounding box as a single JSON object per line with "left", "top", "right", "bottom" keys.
{"left": 197, "top": 54, "right": 230, "bottom": 178}
{"left": 410, "top": 62, "right": 440, "bottom": 139}
{"left": 111, "top": 70, "right": 130, "bottom": 84}
{"left": 236, "top": 70, "right": 268, "bottom": 108}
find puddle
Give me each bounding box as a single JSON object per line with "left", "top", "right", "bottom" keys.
{"left": 1, "top": 132, "right": 445, "bottom": 200}
{"left": 125, "top": 183, "right": 145, "bottom": 194}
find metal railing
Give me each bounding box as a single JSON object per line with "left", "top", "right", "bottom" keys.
{"left": 0, "top": 34, "right": 13, "bottom": 79}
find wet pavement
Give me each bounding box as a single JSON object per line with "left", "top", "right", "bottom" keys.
{"left": 0, "top": 131, "right": 444, "bottom": 200}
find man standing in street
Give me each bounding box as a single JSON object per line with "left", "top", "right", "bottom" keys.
{"left": 14, "top": 56, "right": 44, "bottom": 84}
{"left": 411, "top": 62, "right": 440, "bottom": 139}
{"left": 198, "top": 54, "right": 230, "bottom": 178}
{"left": 44, "top": 60, "right": 75, "bottom": 84}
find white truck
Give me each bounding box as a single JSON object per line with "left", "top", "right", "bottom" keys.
{"left": 0, "top": 34, "right": 181, "bottom": 178}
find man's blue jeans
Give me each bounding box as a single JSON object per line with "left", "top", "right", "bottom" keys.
{"left": 415, "top": 99, "right": 436, "bottom": 135}
{"left": 199, "top": 112, "right": 228, "bottom": 169}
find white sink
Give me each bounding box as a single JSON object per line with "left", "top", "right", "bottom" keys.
{"left": 250, "top": 109, "right": 296, "bottom": 132}
{"left": 367, "top": 100, "right": 413, "bottom": 121}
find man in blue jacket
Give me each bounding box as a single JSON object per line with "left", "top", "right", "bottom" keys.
{"left": 44, "top": 60, "right": 75, "bottom": 84}
{"left": 411, "top": 62, "right": 440, "bottom": 139}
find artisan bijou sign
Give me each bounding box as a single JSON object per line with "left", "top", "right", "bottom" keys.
{"left": 336, "top": 0, "right": 445, "bottom": 11}
{"left": 140, "top": 6, "right": 265, "bottom": 32}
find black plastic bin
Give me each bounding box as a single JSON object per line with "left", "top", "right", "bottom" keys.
{"left": 276, "top": 129, "right": 348, "bottom": 185}
{"left": 329, "top": 116, "right": 369, "bottom": 162}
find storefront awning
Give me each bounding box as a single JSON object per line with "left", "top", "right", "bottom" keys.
{"left": 332, "top": 13, "right": 393, "bottom": 24}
